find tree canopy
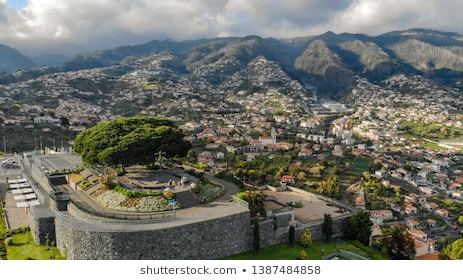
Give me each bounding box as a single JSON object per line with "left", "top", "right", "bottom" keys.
{"left": 73, "top": 116, "right": 191, "bottom": 166}
{"left": 442, "top": 238, "right": 463, "bottom": 260}
{"left": 322, "top": 214, "right": 333, "bottom": 241}
{"left": 344, "top": 210, "right": 373, "bottom": 245}
{"left": 378, "top": 226, "right": 416, "bottom": 260}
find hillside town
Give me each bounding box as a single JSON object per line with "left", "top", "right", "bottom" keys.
{"left": 1, "top": 51, "right": 462, "bottom": 261}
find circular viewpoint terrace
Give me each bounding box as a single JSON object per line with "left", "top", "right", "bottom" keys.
{"left": 20, "top": 152, "right": 352, "bottom": 259}
{"left": 22, "top": 152, "right": 254, "bottom": 259}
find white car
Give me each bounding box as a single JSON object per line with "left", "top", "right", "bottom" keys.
{"left": 1, "top": 158, "right": 18, "bottom": 167}
{"left": 2, "top": 158, "right": 15, "bottom": 163}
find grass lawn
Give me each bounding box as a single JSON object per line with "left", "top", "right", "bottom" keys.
{"left": 1, "top": 195, "right": 8, "bottom": 260}
{"left": 225, "top": 240, "right": 386, "bottom": 260}
{"left": 0, "top": 201, "right": 7, "bottom": 237}
{"left": 352, "top": 157, "right": 370, "bottom": 176}
{"left": 6, "top": 232, "right": 63, "bottom": 260}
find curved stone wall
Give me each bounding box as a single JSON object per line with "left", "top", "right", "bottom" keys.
{"left": 55, "top": 211, "right": 252, "bottom": 260}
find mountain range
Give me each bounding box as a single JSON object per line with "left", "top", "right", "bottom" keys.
{"left": 0, "top": 44, "right": 36, "bottom": 73}
{"left": 1, "top": 28, "right": 463, "bottom": 98}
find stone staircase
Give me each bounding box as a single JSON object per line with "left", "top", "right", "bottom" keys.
{"left": 175, "top": 190, "right": 201, "bottom": 209}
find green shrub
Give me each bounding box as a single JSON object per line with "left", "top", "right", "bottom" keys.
{"left": 322, "top": 214, "right": 333, "bottom": 241}
{"left": 113, "top": 185, "right": 162, "bottom": 198}
{"left": 192, "top": 162, "right": 207, "bottom": 170}
{"left": 8, "top": 226, "right": 30, "bottom": 235}
{"left": 79, "top": 179, "right": 92, "bottom": 190}
{"left": 286, "top": 201, "right": 303, "bottom": 208}
{"left": 297, "top": 250, "right": 309, "bottom": 260}
{"left": 0, "top": 243, "right": 6, "bottom": 260}
{"left": 5, "top": 237, "right": 13, "bottom": 246}
{"left": 442, "top": 238, "right": 463, "bottom": 260}
{"left": 300, "top": 229, "right": 313, "bottom": 248}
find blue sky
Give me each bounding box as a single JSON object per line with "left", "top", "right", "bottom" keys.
{"left": 7, "top": 0, "right": 28, "bottom": 10}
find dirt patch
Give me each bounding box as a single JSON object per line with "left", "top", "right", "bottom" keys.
{"left": 89, "top": 188, "right": 107, "bottom": 198}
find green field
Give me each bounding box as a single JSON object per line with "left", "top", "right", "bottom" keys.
{"left": 225, "top": 240, "right": 386, "bottom": 260}
{"left": 6, "top": 232, "right": 63, "bottom": 260}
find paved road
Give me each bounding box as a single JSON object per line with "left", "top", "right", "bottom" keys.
{"left": 429, "top": 229, "right": 462, "bottom": 239}
{"left": 204, "top": 173, "right": 240, "bottom": 202}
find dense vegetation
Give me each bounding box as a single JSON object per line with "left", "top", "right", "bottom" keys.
{"left": 227, "top": 153, "right": 344, "bottom": 197}
{"left": 401, "top": 120, "right": 463, "bottom": 139}
{"left": 236, "top": 191, "right": 267, "bottom": 217}
{"left": 73, "top": 116, "right": 191, "bottom": 167}
{"left": 442, "top": 238, "right": 463, "bottom": 260}
{"left": 374, "top": 226, "right": 416, "bottom": 260}
{"left": 344, "top": 210, "right": 373, "bottom": 246}
{"left": 0, "top": 196, "right": 7, "bottom": 260}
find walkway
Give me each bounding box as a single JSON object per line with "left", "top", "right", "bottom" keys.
{"left": 204, "top": 173, "right": 240, "bottom": 202}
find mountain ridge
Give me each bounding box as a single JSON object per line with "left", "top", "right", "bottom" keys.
{"left": 1, "top": 28, "right": 463, "bottom": 98}
{"left": 0, "top": 44, "right": 36, "bottom": 73}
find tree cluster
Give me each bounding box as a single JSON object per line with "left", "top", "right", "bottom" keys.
{"left": 73, "top": 116, "right": 191, "bottom": 167}
{"left": 344, "top": 210, "right": 373, "bottom": 246}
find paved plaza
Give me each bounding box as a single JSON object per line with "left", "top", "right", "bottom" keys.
{"left": 39, "top": 154, "right": 83, "bottom": 172}
{"left": 264, "top": 189, "right": 348, "bottom": 223}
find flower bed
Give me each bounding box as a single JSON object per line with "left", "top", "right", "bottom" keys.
{"left": 95, "top": 190, "right": 173, "bottom": 212}
{"left": 193, "top": 179, "right": 224, "bottom": 202}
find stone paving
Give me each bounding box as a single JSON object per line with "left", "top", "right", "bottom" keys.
{"left": 263, "top": 189, "right": 348, "bottom": 223}
{"left": 39, "top": 154, "right": 83, "bottom": 172}
{"left": 0, "top": 177, "right": 30, "bottom": 230}
{"left": 3, "top": 191, "right": 29, "bottom": 229}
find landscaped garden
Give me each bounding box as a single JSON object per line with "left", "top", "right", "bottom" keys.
{"left": 192, "top": 178, "right": 224, "bottom": 202}
{"left": 225, "top": 240, "right": 386, "bottom": 260}
{"left": 94, "top": 188, "right": 174, "bottom": 212}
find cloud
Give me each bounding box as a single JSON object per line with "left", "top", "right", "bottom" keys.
{"left": 328, "top": 0, "right": 463, "bottom": 35}
{"left": 0, "top": 0, "right": 462, "bottom": 56}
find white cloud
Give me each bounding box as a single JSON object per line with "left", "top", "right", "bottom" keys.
{"left": 0, "top": 0, "right": 462, "bottom": 56}
{"left": 328, "top": 0, "right": 463, "bottom": 34}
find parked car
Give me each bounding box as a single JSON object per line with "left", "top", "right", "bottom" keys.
{"left": 2, "top": 163, "right": 20, "bottom": 169}
{"left": 1, "top": 158, "right": 16, "bottom": 165}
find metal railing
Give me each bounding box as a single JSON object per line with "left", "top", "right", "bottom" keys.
{"left": 71, "top": 201, "right": 176, "bottom": 222}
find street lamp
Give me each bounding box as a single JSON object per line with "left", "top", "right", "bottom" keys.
{"left": 32, "top": 129, "right": 38, "bottom": 152}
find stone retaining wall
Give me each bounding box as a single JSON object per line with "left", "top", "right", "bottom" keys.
{"left": 55, "top": 211, "right": 252, "bottom": 260}
{"left": 296, "top": 214, "right": 351, "bottom": 241}
{"left": 29, "top": 206, "right": 55, "bottom": 244}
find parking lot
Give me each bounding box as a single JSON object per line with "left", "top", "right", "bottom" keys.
{"left": 39, "top": 154, "right": 83, "bottom": 172}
